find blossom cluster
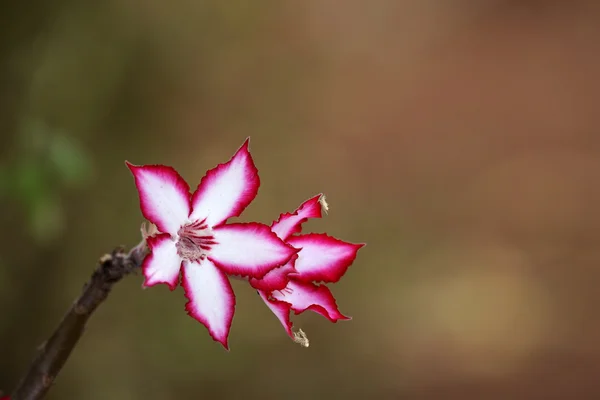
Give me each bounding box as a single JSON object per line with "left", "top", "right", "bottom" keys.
{"left": 127, "top": 139, "right": 363, "bottom": 349}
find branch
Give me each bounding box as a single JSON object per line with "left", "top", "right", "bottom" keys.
{"left": 10, "top": 239, "right": 149, "bottom": 400}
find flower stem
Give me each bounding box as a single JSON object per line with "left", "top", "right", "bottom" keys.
{"left": 10, "top": 240, "right": 148, "bottom": 400}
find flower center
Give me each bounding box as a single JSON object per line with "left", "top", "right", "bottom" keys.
{"left": 176, "top": 219, "right": 216, "bottom": 262}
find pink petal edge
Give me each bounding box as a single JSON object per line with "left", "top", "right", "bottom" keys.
{"left": 287, "top": 233, "right": 365, "bottom": 283}
{"left": 271, "top": 194, "right": 323, "bottom": 241}
{"left": 142, "top": 233, "right": 182, "bottom": 290}
{"left": 209, "top": 222, "right": 299, "bottom": 279}
{"left": 182, "top": 260, "right": 236, "bottom": 350}
{"left": 249, "top": 254, "right": 298, "bottom": 291}
{"left": 126, "top": 162, "right": 191, "bottom": 235}
{"left": 189, "top": 138, "right": 260, "bottom": 227}
{"left": 272, "top": 280, "right": 351, "bottom": 322}
{"left": 259, "top": 291, "right": 293, "bottom": 337}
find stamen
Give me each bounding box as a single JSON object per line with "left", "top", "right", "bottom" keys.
{"left": 176, "top": 219, "right": 216, "bottom": 262}
{"left": 278, "top": 287, "right": 293, "bottom": 295}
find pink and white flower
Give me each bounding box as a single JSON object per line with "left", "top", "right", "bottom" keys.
{"left": 252, "top": 195, "right": 364, "bottom": 341}
{"left": 127, "top": 138, "right": 297, "bottom": 349}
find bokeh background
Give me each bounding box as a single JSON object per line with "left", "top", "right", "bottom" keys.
{"left": 2, "top": 1, "right": 600, "bottom": 399}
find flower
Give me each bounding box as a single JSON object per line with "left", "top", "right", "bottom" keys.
{"left": 127, "top": 138, "right": 298, "bottom": 349}
{"left": 251, "top": 194, "right": 364, "bottom": 342}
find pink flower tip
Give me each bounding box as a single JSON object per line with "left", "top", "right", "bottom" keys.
{"left": 287, "top": 233, "right": 364, "bottom": 284}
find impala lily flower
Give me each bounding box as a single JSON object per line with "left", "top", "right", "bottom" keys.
{"left": 251, "top": 194, "right": 364, "bottom": 343}
{"left": 127, "top": 139, "right": 297, "bottom": 349}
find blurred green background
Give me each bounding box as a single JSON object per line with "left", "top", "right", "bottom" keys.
{"left": 2, "top": 1, "right": 600, "bottom": 399}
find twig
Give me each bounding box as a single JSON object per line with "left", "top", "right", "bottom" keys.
{"left": 10, "top": 239, "right": 149, "bottom": 400}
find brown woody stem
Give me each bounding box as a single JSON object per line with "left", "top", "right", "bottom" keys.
{"left": 10, "top": 239, "right": 148, "bottom": 400}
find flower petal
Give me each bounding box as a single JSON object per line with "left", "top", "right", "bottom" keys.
{"left": 142, "top": 233, "right": 182, "bottom": 290}
{"left": 189, "top": 138, "right": 259, "bottom": 227}
{"left": 182, "top": 260, "right": 235, "bottom": 349}
{"left": 126, "top": 163, "right": 191, "bottom": 235}
{"left": 271, "top": 194, "right": 323, "bottom": 240}
{"left": 249, "top": 255, "right": 298, "bottom": 291}
{"left": 258, "top": 291, "right": 293, "bottom": 337}
{"left": 287, "top": 233, "right": 364, "bottom": 283}
{"left": 271, "top": 280, "right": 350, "bottom": 322}
{"left": 209, "top": 223, "right": 298, "bottom": 279}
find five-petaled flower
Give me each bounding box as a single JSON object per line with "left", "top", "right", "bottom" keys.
{"left": 127, "top": 138, "right": 298, "bottom": 349}
{"left": 250, "top": 194, "right": 364, "bottom": 342}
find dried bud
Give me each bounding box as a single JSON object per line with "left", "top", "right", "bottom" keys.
{"left": 318, "top": 195, "right": 329, "bottom": 215}
{"left": 293, "top": 328, "right": 309, "bottom": 348}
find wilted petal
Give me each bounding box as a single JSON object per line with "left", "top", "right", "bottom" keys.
{"left": 142, "top": 233, "right": 182, "bottom": 290}
{"left": 287, "top": 233, "right": 364, "bottom": 283}
{"left": 259, "top": 291, "right": 293, "bottom": 337}
{"left": 126, "top": 163, "right": 191, "bottom": 235}
{"left": 272, "top": 280, "right": 350, "bottom": 322}
{"left": 271, "top": 194, "right": 323, "bottom": 240}
{"left": 190, "top": 138, "right": 259, "bottom": 227}
{"left": 210, "top": 223, "right": 298, "bottom": 279}
{"left": 182, "top": 260, "right": 235, "bottom": 349}
{"left": 249, "top": 255, "right": 298, "bottom": 291}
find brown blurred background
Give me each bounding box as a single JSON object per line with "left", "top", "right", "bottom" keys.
{"left": 2, "top": 0, "right": 600, "bottom": 399}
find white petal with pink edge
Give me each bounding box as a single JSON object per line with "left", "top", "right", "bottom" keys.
{"left": 209, "top": 223, "right": 298, "bottom": 279}
{"left": 259, "top": 291, "right": 293, "bottom": 337}
{"left": 272, "top": 280, "right": 350, "bottom": 322}
{"left": 126, "top": 163, "right": 191, "bottom": 235}
{"left": 249, "top": 255, "right": 297, "bottom": 291}
{"left": 287, "top": 234, "right": 364, "bottom": 283}
{"left": 142, "top": 233, "right": 182, "bottom": 290}
{"left": 189, "top": 138, "right": 259, "bottom": 227}
{"left": 182, "top": 260, "right": 235, "bottom": 350}
{"left": 271, "top": 194, "right": 323, "bottom": 240}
